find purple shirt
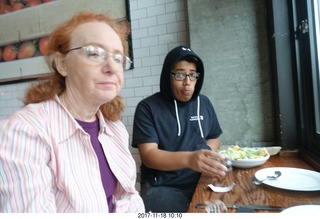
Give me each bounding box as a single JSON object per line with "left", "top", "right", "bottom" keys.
{"left": 77, "top": 119, "right": 117, "bottom": 212}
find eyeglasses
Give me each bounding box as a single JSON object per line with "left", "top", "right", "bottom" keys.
{"left": 171, "top": 72, "right": 200, "bottom": 81}
{"left": 66, "top": 45, "right": 132, "bottom": 70}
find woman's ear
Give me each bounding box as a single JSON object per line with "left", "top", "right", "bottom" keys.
{"left": 54, "top": 52, "right": 68, "bottom": 77}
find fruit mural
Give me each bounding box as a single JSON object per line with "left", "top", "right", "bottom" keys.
{"left": 0, "top": 0, "right": 54, "bottom": 14}
{"left": 0, "top": 0, "right": 54, "bottom": 62}
{"left": 0, "top": 36, "right": 49, "bottom": 62}
{"left": 3, "top": 44, "right": 17, "bottom": 62}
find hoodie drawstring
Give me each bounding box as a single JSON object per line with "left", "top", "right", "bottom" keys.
{"left": 174, "top": 100, "right": 181, "bottom": 136}
{"left": 197, "top": 96, "right": 204, "bottom": 138}
{"left": 174, "top": 97, "right": 204, "bottom": 138}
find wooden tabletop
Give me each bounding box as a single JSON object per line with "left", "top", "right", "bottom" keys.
{"left": 188, "top": 153, "right": 320, "bottom": 213}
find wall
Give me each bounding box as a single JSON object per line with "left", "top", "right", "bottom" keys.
{"left": 0, "top": 0, "right": 274, "bottom": 179}
{"left": 188, "top": 0, "right": 274, "bottom": 147}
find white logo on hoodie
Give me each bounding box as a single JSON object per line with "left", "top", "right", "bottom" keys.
{"left": 190, "top": 115, "right": 203, "bottom": 121}
{"left": 182, "top": 47, "right": 192, "bottom": 52}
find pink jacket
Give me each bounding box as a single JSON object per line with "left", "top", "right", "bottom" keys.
{"left": 0, "top": 96, "right": 144, "bottom": 213}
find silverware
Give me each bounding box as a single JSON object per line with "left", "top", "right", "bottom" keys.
{"left": 253, "top": 170, "right": 281, "bottom": 185}
{"left": 196, "top": 203, "right": 284, "bottom": 211}
{"left": 226, "top": 204, "right": 285, "bottom": 211}
{"left": 199, "top": 199, "right": 228, "bottom": 213}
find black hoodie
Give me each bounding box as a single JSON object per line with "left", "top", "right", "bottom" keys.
{"left": 132, "top": 45, "right": 222, "bottom": 188}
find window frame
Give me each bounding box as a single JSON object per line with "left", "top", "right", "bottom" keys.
{"left": 293, "top": 0, "right": 320, "bottom": 169}
{"left": 268, "top": 0, "right": 320, "bottom": 170}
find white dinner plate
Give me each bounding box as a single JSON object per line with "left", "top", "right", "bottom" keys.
{"left": 255, "top": 167, "right": 320, "bottom": 191}
{"left": 281, "top": 205, "right": 320, "bottom": 213}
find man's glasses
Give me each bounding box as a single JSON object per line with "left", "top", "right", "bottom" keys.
{"left": 171, "top": 72, "right": 200, "bottom": 81}
{"left": 66, "top": 45, "right": 132, "bottom": 70}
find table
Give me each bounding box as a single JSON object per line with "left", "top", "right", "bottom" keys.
{"left": 188, "top": 153, "right": 320, "bottom": 213}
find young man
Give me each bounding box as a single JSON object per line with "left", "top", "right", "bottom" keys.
{"left": 132, "top": 45, "right": 228, "bottom": 212}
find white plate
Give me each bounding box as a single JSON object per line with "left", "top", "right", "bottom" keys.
{"left": 281, "top": 205, "right": 320, "bottom": 213}
{"left": 255, "top": 167, "right": 320, "bottom": 191}
{"left": 231, "top": 153, "right": 270, "bottom": 168}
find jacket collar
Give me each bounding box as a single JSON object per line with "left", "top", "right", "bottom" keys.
{"left": 52, "top": 95, "right": 114, "bottom": 143}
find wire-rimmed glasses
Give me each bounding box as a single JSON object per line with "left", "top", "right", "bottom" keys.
{"left": 67, "top": 45, "right": 132, "bottom": 70}
{"left": 171, "top": 72, "right": 200, "bottom": 81}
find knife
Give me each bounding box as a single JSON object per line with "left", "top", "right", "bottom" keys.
{"left": 195, "top": 203, "right": 284, "bottom": 211}
{"left": 226, "top": 204, "right": 284, "bottom": 211}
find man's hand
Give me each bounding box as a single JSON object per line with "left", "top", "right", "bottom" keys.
{"left": 187, "top": 149, "right": 228, "bottom": 177}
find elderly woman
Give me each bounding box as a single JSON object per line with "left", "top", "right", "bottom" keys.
{"left": 0, "top": 11, "right": 144, "bottom": 213}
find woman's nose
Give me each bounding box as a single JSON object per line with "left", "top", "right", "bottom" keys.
{"left": 102, "top": 57, "right": 122, "bottom": 73}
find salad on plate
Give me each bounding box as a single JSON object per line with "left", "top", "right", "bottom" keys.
{"left": 220, "top": 145, "right": 269, "bottom": 160}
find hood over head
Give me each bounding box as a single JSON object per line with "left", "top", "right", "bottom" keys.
{"left": 160, "top": 45, "right": 204, "bottom": 101}
{"left": 159, "top": 46, "right": 206, "bottom": 138}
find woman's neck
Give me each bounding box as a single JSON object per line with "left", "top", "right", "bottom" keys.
{"left": 59, "top": 93, "right": 98, "bottom": 122}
